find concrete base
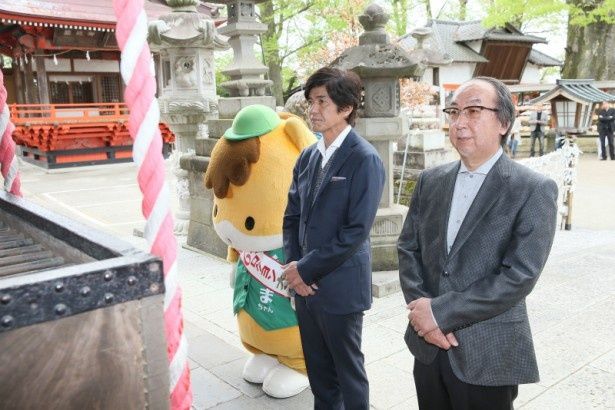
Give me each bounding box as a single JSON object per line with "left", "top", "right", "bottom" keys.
{"left": 370, "top": 204, "right": 408, "bottom": 272}
{"left": 180, "top": 153, "right": 228, "bottom": 259}
{"left": 218, "top": 96, "right": 276, "bottom": 118}
{"left": 371, "top": 270, "right": 401, "bottom": 297}
{"left": 394, "top": 148, "right": 453, "bottom": 170}
{"left": 406, "top": 129, "right": 445, "bottom": 151}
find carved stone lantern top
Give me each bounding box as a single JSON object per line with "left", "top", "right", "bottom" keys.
{"left": 358, "top": 3, "right": 389, "bottom": 33}
{"left": 148, "top": 1, "right": 228, "bottom": 49}
{"left": 165, "top": 0, "right": 198, "bottom": 10}
{"left": 406, "top": 27, "right": 453, "bottom": 66}
{"left": 331, "top": 3, "right": 427, "bottom": 117}
{"left": 330, "top": 3, "right": 426, "bottom": 80}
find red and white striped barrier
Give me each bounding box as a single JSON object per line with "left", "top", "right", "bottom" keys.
{"left": 112, "top": 0, "right": 192, "bottom": 408}
{"left": 0, "top": 69, "right": 22, "bottom": 196}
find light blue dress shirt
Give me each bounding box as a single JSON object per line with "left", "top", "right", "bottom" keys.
{"left": 446, "top": 148, "right": 503, "bottom": 253}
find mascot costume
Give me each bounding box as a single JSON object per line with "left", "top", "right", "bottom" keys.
{"left": 204, "top": 105, "right": 316, "bottom": 398}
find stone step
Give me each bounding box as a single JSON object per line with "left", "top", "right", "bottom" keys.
{"left": 372, "top": 270, "right": 401, "bottom": 297}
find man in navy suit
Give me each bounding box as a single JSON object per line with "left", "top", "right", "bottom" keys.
{"left": 283, "top": 67, "right": 385, "bottom": 409}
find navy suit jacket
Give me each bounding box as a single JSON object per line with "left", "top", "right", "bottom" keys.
{"left": 283, "top": 129, "right": 385, "bottom": 314}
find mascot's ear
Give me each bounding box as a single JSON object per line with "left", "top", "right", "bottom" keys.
{"left": 284, "top": 116, "right": 317, "bottom": 151}
{"left": 277, "top": 111, "right": 295, "bottom": 120}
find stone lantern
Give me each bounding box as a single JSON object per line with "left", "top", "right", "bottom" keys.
{"left": 148, "top": 0, "right": 228, "bottom": 235}
{"left": 531, "top": 79, "right": 615, "bottom": 134}
{"left": 530, "top": 79, "right": 615, "bottom": 230}
{"left": 331, "top": 3, "right": 426, "bottom": 274}
{"left": 180, "top": 0, "right": 276, "bottom": 258}
{"left": 206, "top": 0, "right": 276, "bottom": 139}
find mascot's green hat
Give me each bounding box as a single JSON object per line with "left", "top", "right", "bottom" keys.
{"left": 224, "top": 104, "right": 281, "bottom": 140}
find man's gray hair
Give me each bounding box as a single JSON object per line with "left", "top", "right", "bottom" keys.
{"left": 474, "top": 76, "right": 515, "bottom": 138}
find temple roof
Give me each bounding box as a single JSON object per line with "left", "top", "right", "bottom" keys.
{"left": 528, "top": 49, "right": 563, "bottom": 67}
{"left": 0, "top": 0, "right": 221, "bottom": 32}
{"left": 399, "top": 20, "right": 558, "bottom": 66}
{"left": 530, "top": 79, "right": 615, "bottom": 105}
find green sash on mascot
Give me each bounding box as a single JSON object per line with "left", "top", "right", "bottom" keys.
{"left": 233, "top": 247, "right": 298, "bottom": 330}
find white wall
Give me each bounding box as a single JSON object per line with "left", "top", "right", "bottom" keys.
{"left": 421, "top": 67, "right": 434, "bottom": 85}
{"left": 73, "top": 59, "right": 119, "bottom": 73}
{"left": 33, "top": 58, "right": 120, "bottom": 73}
{"left": 521, "top": 63, "right": 541, "bottom": 83}
{"left": 466, "top": 40, "right": 482, "bottom": 54}
{"left": 439, "top": 63, "right": 476, "bottom": 85}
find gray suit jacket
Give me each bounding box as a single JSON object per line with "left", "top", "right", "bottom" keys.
{"left": 528, "top": 111, "right": 549, "bottom": 134}
{"left": 398, "top": 154, "right": 557, "bottom": 386}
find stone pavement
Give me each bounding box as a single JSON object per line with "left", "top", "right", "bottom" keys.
{"left": 15, "top": 154, "right": 615, "bottom": 409}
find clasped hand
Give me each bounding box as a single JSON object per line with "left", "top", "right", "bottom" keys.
{"left": 282, "top": 261, "right": 316, "bottom": 297}
{"left": 408, "top": 297, "right": 458, "bottom": 350}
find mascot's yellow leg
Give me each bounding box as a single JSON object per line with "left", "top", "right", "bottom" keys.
{"left": 237, "top": 310, "right": 306, "bottom": 374}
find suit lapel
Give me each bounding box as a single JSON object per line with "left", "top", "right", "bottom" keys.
{"left": 309, "top": 130, "right": 358, "bottom": 210}
{"left": 302, "top": 147, "right": 321, "bottom": 217}
{"left": 447, "top": 155, "right": 510, "bottom": 260}
{"left": 439, "top": 162, "right": 460, "bottom": 257}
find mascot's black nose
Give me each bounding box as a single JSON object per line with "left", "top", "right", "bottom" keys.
{"left": 245, "top": 216, "right": 255, "bottom": 231}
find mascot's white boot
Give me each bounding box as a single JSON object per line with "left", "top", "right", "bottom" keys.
{"left": 242, "top": 353, "right": 279, "bottom": 384}
{"left": 262, "top": 363, "right": 309, "bottom": 398}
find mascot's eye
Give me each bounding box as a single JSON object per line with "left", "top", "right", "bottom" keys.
{"left": 245, "top": 217, "right": 255, "bottom": 231}
{"left": 213, "top": 205, "right": 218, "bottom": 217}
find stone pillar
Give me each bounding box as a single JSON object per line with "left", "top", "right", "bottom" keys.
{"left": 182, "top": 0, "right": 275, "bottom": 258}
{"left": 148, "top": 0, "right": 227, "bottom": 235}
{"left": 207, "top": 0, "right": 275, "bottom": 140}
{"left": 354, "top": 116, "right": 409, "bottom": 271}
{"left": 331, "top": 3, "right": 426, "bottom": 272}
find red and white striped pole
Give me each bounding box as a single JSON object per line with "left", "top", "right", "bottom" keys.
{"left": 112, "top": 1, "right": 192, "bottom": 408}
{"left": 0, "top": 69, "right": 22, "bottom": 196}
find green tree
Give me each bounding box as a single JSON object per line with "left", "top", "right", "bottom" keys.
{"left": 562, "top": 0, "right": 615, "bottom": 79}
{"left": 258, "top": 0, "right": 371, "bottom": 105}
{"left": 390, "top": 0, "right": 409, "bottom": 36}
{"left": 459, "top": 0, "right": 469, "bottom": 20}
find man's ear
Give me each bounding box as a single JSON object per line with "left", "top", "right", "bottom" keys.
{"left": 340, "top": 105, "right": 353, "bottom": 120}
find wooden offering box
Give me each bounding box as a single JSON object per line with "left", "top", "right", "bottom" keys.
{"left": 0, "top": 191, "right": 169, "bottom": 409}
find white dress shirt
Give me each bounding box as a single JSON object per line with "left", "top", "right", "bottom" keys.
{"left": 316, "top": 125, "right": 351, "bottom": 168}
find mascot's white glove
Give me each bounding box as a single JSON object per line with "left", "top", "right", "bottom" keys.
{"left": 230, "top": 263, "right": 237, "bottom": 289}
{"left": 227, "top": 247, "right": 239, "bottom": 289}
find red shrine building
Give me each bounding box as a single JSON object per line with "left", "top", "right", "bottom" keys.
{"left": 0, "top": 0, "right": 218, "bottom": 168}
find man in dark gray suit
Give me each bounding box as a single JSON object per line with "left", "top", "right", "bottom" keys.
{"left": 597, "top": 101, "right": 615, "bottom": 160}
{"left": 398, "top": 77, "right": 557, "bottom": 409}
{"left": 528, "top": 104, "right": 549, "bottom": 157}
{"left": 283, "top": 67, "right": 385, "bottom": 409}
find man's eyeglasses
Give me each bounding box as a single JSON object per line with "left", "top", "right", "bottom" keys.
{"left": 442, "top": 105, "right": 499, "bottom": 122}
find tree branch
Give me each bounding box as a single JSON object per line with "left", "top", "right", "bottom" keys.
{"left": 281, "top": 37, "right": 323, "bottom": 60}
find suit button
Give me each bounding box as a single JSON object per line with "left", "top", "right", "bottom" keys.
{"left": 442, "top": 270, "right": 449, "bottom": 277}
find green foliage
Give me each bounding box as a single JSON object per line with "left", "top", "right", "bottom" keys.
{"left": 540, "top": 65, "right": 561, "bottom": 82}
{"left": 482, "top": 0, "right": 615, "bottom": 28}
{"left": 568, "top": 0, "right": 615, "bottom": 25}
{"left": 482, "top": 0, "right": 565, "bottom": 28}
{"left": 258, "top": 0, "right": 372, "bottom": 103}
{"left": 390, "top": 0, "right": 409, "bottom": 36}
{"left": 214, "top": 51, "right": 233, "bottom": 98}
{"left": 394, "top": 178, "right": 417, "bottom": 206}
